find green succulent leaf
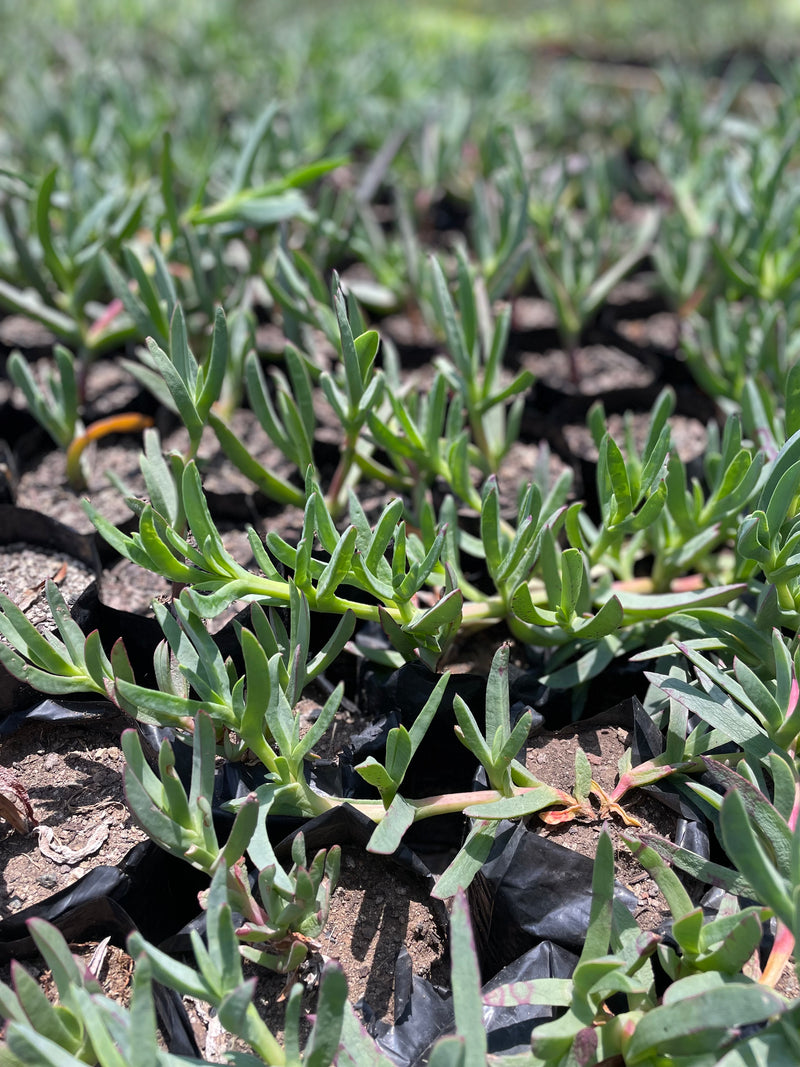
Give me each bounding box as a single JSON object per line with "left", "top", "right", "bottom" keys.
{"left": 434, "top": 821, "right": 497, "bottom": 900}
{"left": 367, "top": 794, "right": 416, "bottom": 853}
{"left": 625, "top": 975, "right": 787, "bottom": 1063}
{"left": 449, "top": 889, "right": 488, "bottom": 1067}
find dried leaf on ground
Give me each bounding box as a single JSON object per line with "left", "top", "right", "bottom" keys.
{"left": 0, "top": 765, "right": 37, "bottom": 835}
{"left": 37, "top": 821, "right": 109, "bottom": 864}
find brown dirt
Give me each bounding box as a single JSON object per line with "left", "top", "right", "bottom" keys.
{"left": 161, "top": 409, "right": 297, "bottom": 502}
{"left": 0, "top": 545, "right": 96, "bottom": 633}
{"left": 0, "top": 316, "right": 57, "bottom": 356}
{"left": 0, "top": 717, "right": 147, "bottom": 917}
{"left": 511, "top": 296, "right": 558, "bottom": 332}
{"left": 380, "top": 309, "right": 438, "bottom": 353}
{"left": 100, "top": 556, "right": 171, "bottom": 616}
{"left": 562, "top": 412, "right": 708, "bottom": 465}
{"left": 0, "top": 345, "right": 141, "bottom": 417}
{"left": 14, "top": 440, "right": 147, "bottom": 534}
{"left": 527, "top": 721, "right": 675, "bottom": 932}
{"left": 521, "top": 344, "right": 656, "bottom": 395}
{"left": 0, "top": 939, "right": 136, "bottom": 1011}
{"left": 615, "top": 312, "right": 681, "bottom": 352}
{"left": 297, "top": 693, "right": 365, "bottom": 760}
{"left": 526, "top": 722, "right": 800, "bottom": 996}
{"left": 322, "top": 846, "right": 447, "bottom": 1017}
{"left": 604, "top": 276, "right": 661, "bottom": 309}
{"left": 6, "top": 424, "right": 302, "bottom": 628}
{"left": 183, "top": 844, "right": 447, "bottom": 1060}
{"left": 10, "top": 406, "right": 299, "bottom": 545}
{"left": 495, "top": 439, "right": 575, "bottom": 519}
{"left": 43, "top": 940, "right": 135, "bottom": 1006}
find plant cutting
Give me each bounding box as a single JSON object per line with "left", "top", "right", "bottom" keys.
{"left": 528, "top": 163, "right": 659, "bottom": 383}
{"left": 0, "top": 167, "right": 148, "bottom": 361}
{"left": 6, "top": 345, "right": 154, "bottom": 490}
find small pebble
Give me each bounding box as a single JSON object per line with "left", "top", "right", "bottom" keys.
{"left": 37, "top": 874, "right": 58, "bottom": 889}
{"left": 43, "top": 753, "right": 59, "bottom": 772}
{"left": 7, "top": 896, "right": 25, "bottom": 911}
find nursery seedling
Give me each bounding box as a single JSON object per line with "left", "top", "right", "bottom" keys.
{"left": 9, "top": 343, "right": 157, "bottom": 490}
{"left": 7, "top": 345, "right": 81, "bottom": 451}
{"left": 428, "top": 249, "right": 534, "bottom": 472}
{"left": 0, "top": 168, "right": 147, "bottom": 361}
{"left": 529, "top": 165, "right": 658, "bottom": 382}
{"left": 0, "top": 920, "right": 105, "bottom": 1065}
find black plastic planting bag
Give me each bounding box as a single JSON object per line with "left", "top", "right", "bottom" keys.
{"left": 364, "top": 951, "right": 454, "bottom": 1067}
{"left": 369, "top": 929, "right": 578, "bottom": 1066}
{"left": 340, "top": 661, "right": 489, "bottom": 855}
{"left": 366, "top": 812, "right": 636, "bottom": 1066}
{"left": 275, "top": 803, "right": 438, "bottom": 873}
{"left": 0, "top": 839, "right": 204, "bottom": 1058}
{"left": 0, "top": 506, "right": 102, "bottom": 716}
{"left": 0, "top": 506, "right": 100, "bottom": 573}
{"left": 480, "top": 941, "right": 579, "bottom": 1054}
{"left": 0, "top": 866, "right": 131, "bottom": 962}
{"left": 70, "top": 581, "right": 164, "bottom": 689}
{"left": 356, "top": 660, "right": 486, "bottom": 798}
{"left": 512, "top": 652, "right": 650, "bottom": 729}
{"left": 0, "top": 838, "right": 208, "bottom": 963}
{"left": 0, "top": 696, "right": 117, "bottom": 737}
{"left": 469, "top": 820, "right": 638, "bottom": 980}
